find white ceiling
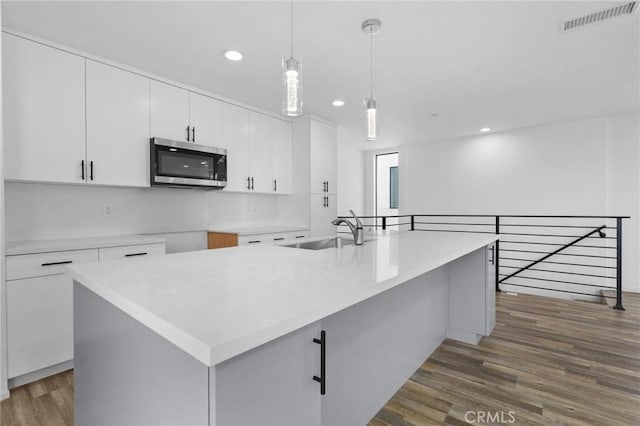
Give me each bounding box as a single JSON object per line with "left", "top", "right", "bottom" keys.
{"left": 3, "top": 1, "right": 639, "bottom": 148}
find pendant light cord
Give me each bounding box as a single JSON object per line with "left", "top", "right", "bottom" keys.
{"left": 369, "top": 29, "right": 373, "bottom": 99}
{"left": 290, "top": 0, "right": 294, "bottom": 58}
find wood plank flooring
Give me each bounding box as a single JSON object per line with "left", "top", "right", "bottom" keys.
{"left": 1, "top": 292, "right": 638, "bottom": 426}
{"left": 369, "top": 292, "right": 640, "bottom": 425}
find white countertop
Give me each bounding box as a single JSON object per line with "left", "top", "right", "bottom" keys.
{"left": 7, "top": 235, "right": 166, "bottom": 256}
{"left": 66, "top": 231, "right": 497, "bottom": 367}
{"left": 207, "top": 225, "right": 308, "bottom": 236}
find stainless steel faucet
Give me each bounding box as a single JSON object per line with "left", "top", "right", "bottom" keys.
{"left": 331, "top": 210, "right": 364, "bottom": 245}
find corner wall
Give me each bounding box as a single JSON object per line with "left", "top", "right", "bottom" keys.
{"left": 378, "top": 113, "right": 639, "bottom": 292}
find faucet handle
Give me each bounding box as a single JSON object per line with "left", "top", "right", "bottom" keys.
{"left": 349, "top": 209, "right": 363, "bottom": 228}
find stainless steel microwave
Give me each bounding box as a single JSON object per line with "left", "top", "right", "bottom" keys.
{"left": 150, "top": 138, "right": 227, "bottom": 189}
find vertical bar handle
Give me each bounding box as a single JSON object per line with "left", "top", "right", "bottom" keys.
{"left": 251, "top": 177, "right": 254, "bottom": 190}
{"left": 192, "top": 127, "right": 196, "bottom": 143}
{"left": 313, "top": 330, "right": 326, "bottom": 395}
{"left": 273, "top": 179, "right": 277, "bottom": 192}
{"left": 247, "top": 177, "right": 251, "bottom": 190}
{"left": 90, "top": 161, "right": 94, "bottom": 181}
{"left": 186, "top": 125, "right": 191, "bottom": 141}
{"left": 488, "top": 246, "right": 495, "bottom": 265}
{"left": 81, "top": 160, "right": 85, "bottom": 180}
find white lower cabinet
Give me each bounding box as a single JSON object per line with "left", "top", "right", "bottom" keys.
{"left": 6, "top": 240, "right": 166, "bottom": 384}
{"left": 7, "top": 274, "right": 75, "bottom": 379}
{"left": 237, "top": 231, "right": 309, "bottom": 246}
{"left": 215, "top": 321, "right": 321, "bottom": 426}
{"left": 310, "top": 194, "right": 337, "bottom": 237}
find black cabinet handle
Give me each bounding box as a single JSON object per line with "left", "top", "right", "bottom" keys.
{"left": 273, "top": 179, "right": 277, "bottom": 192}
{"left": 313, "top": 330, "right": 326, "bottom": 395}
{"left": 81, "top": 160, "right": 85, "bottom": 180}
{"left": 125, "top": 252, "right": 148, "bottom": 257}
{"left": 246, "top": 177, "right": 251, "bottom": 190}
{"left": 325, "top": 181, "right": 329, "bottom": 193}
{"left": 273, "top": 237, "right": 285, "bottom": 241}
{"left": 248, "top": 240, "right": 261, "bottom": 244}
{"left": 295, "top": 235, "right": 306, "bottom": 239}
{"left": 192, "top": 127, "right": 196, "bottom": 143}
{"left": 489, "top": 246, "right": 495, "bottom": 265}
{"left": 187, "top": 126, "right": 191, "bottom": 142}
{"left": 90, "top": 161, "right": 94, "bottom": 181}
{"left": 251, "top": 177, "right": 254, "bottom": 190}
{"left": 41, "top": 260, "right": 73, "bottom": 267}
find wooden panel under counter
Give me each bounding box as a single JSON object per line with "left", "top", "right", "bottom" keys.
{"left": 208, "top": 232, "right": 238, "bottom": 249}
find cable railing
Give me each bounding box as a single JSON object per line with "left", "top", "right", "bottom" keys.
{"left": 336, "top": 214, "right": 630, "bottom": 310}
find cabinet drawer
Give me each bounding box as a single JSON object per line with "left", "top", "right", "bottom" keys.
{"left": 8, "top": 274, "right": 73, "bottom": 378}
{"left": 98, "top": 243, "right": 165, "bottom": 261}
{"left": 7, "top": 249, "right": 99, "bottom": 281}
{"left": 238, "top": 236, "right": 265, "bottom": 246}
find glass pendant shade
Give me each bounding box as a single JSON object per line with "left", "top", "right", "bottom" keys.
{"left": 366, "top": 97, "right": 377, "bottom": 141}
{"left": 282, "top": 57, "right": 303, "bottom": 116}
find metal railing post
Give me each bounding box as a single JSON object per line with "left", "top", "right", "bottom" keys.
{"left": 382, "top": 216, "right": 387, "bottom": 230}
{"left": 495, "top": 216, "right": 500, "bottom": 292}
{"left": 614, "top": 217, "right": 625, "bottom": 310}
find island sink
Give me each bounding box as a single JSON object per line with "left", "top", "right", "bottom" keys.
{"left": 283, "top": 236, "right": 355, "bottom": 250}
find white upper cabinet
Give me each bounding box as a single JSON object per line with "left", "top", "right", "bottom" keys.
{"left": 3, "top": 33, "right": 86, "bottom": 183}
{"left": 222, "top": 103, "right": 250, "bottom": 192}
{"left": 150, "top": 80, "right": 190, "bottom": 142}
{"left": 189, "top": 92, "right": 222, "bottom": 147}
{"left": 3, "top": 32, "right": 294, "bottom": 193}
{"left": 248, "top": 112, "right": 274, "bottom": 193}
{"left": 309, "top": 119, "right": 337, "bottom": 195}
{"left": 86, "top": 60, "right": 150, "bottom": 187}
{"left": 272, "top": 118, "right": 293, "bottom": 194}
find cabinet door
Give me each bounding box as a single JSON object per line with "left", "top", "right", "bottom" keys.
{"left": 189, "top": 92, "right": 222, "bottom": 147}
{"left": 309, "top": 119, "right": 337, "bottom": 194}
{"left": 248, "top": 112, "right": 274, "bottom": 193}
{"left": 222, "top": 103, "right": 250, "bottom": 192}
{"left": 310, "top": 194, "right": 337, "bottom": 237}
{"left": 150, "top": 80, "right": 190, "bottom": 142}
{"left": 271, "top": 119, "right": 292, "bottom": 194}
{"left": 86, "top": 60, "right": 150, "bottom": 187}
{"left": 7, "top": 274, "right": 73, "bottom": 378}
{"left": 215, "top": 321, "right": 321, "bottom": 426}
{"left": 3, "top": 34, "right": 86, "bottom": 183}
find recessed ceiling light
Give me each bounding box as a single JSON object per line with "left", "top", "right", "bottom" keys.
{"left": 223, "top": 50, "right": 243, "bottom": 61}
{"left": 332, "top": 100, "right": 345, "bottom": 107}
{"left": 480, "top": 127, "right": 492, "bottom": 133}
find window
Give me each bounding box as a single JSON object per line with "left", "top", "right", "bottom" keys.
{"left": 375, "top": 152, "right": 399, "bottom": 218}
{"left": 389, "top": 166, "right": 399, "bottom": 209}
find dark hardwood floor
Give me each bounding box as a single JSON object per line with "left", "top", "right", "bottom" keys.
{"left": 1, "top": 292, "right": 638, "bottom": 426}
{"left": 369, "top": 292, "right": 640, "bottom": 425}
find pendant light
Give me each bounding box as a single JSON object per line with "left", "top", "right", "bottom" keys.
{"left": 362, "top": 18, "right": 381, "bottom": 141}
{"left": 283, "top": 0, "right": 302, "bottom": 116}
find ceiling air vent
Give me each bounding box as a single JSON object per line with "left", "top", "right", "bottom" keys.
{"left": 563, "top": 2, "right": 638, "bottom": 31}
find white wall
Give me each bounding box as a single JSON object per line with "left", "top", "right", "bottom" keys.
{"left": 5, "top": 183, "right": 286, "bottom": 253}
{"left": 374, "top": 113, "right": 639, "bottom": 293}
{"left": 0, "top": 3, "right": 8, "bottom": 399}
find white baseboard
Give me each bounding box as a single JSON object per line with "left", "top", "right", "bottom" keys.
{"left": 1, "top": 390, "right": 10, "bottom": 401}
{"left": 447, "top": 328, "right": 482, "bottom": 345}
{"left": 8, "top": 360, "right": 73, "bottom": 389}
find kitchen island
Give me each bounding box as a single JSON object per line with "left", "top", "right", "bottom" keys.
{"left": 67, "top": 230, "right": 497, "bottom": 426}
